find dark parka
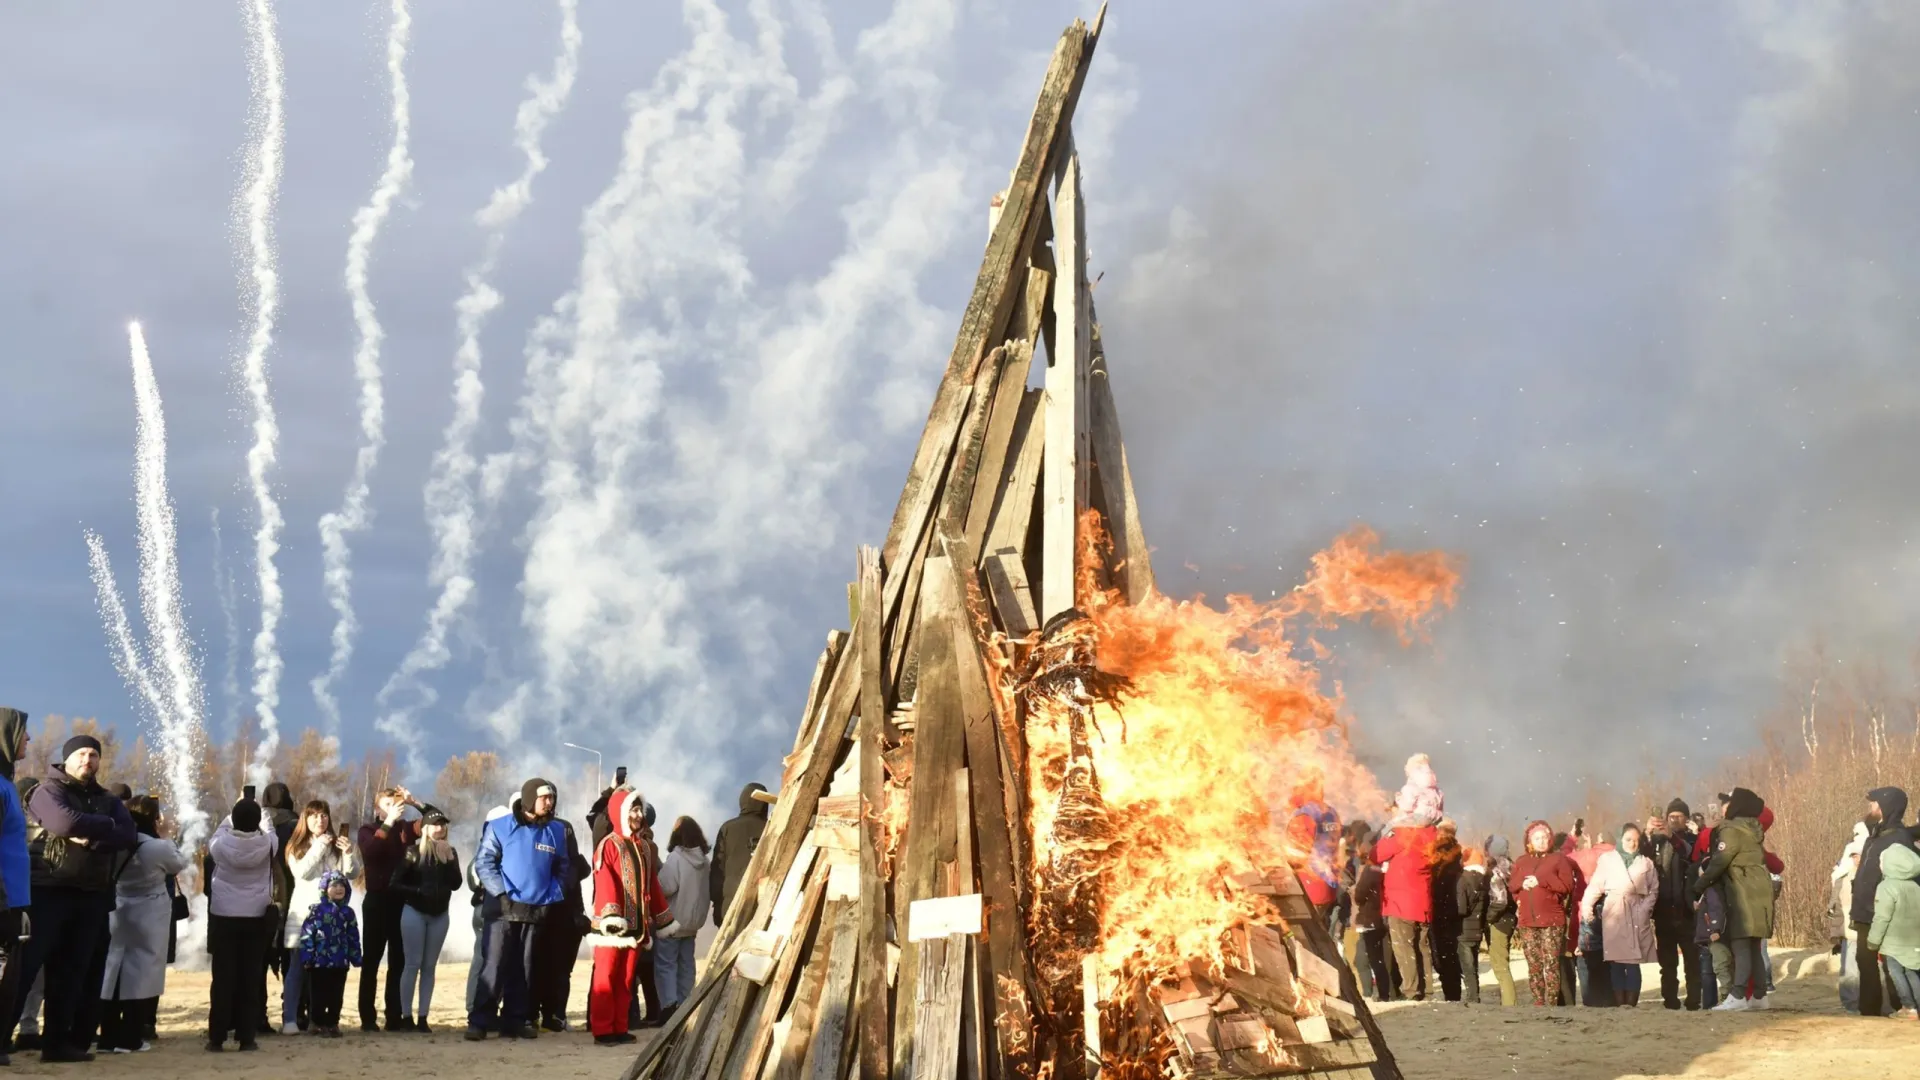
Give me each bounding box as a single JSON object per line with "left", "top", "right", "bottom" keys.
{"left": 1691, "top": 788, "right": 1774, "bottom": 940}
{"left": 1646, "top": 823, "right": 1698, "bottom": 925}
{"left": 1852, "top": 786, "right": 1916, "bottom": 928}
{"left": 710, "top": 783, "right": 768, "bottom": 923}
{"left": 1456, "top": 864, "right": 1490, "bottom": 944}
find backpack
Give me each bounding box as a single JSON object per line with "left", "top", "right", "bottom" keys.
{"left": 1488, "top": 858, "right": 1512, "bottom": 912}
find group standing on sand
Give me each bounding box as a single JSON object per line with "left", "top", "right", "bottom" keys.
{"left": 1308, "top": 752, "right": 1920, "bottom": 1020}
{"left": 0, "top": 702, "right": 780, "bottom": 1061}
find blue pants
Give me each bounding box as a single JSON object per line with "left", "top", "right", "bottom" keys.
{"left": 468, "top": 918, "right": 540, "bottom": 1033}
{"left": 654, "top": 936, "right": 698, "bottom": 1010}
{"left": 1611, "top": 962, "right": 1642, "bottom": 993}
{"left": 1885, "top": 955, "right": 1920, "bottom": 1013}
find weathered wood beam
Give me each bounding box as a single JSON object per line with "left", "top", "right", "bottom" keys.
{"left": 983, "top": 390, "right": 1044, "bottom": 561}
{"left": 1085, "top": 306, "right": 1154, "bottom": 604}
{"left": 960, "top": 341, "right": 1035, "bottom": 557}
{"left": 1042, "top": 147, "right": 1091, "bottom": 621}
{"left": 731, "top": 870, "right": 832, "bottom": 1080}
{"left": 803, "top": 885, "right": 863, "bottom": 1080}
{"left": 909, "top": 934, "right": 970, "bottom": 1080}
{"left": 854, "top": 547, "right": 890, "bottom": 1080}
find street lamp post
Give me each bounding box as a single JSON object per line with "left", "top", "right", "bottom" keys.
{"left": 562, "top": 741, "right": 603, "bottom": 797}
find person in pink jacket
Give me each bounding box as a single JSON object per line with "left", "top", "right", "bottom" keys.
{"left": 1580, "top": 823, "right": 1660, "bottom": 1006}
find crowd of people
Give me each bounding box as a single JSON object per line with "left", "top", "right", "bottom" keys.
{"left": 0, "top": 704, "right": 777, "bottom": 1062}
{"left": 1290, "top": 754, "right": 1920, "bottom": 1019}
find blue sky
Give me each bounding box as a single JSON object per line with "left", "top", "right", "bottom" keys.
{"left": 3, "top": 1, "right": 1918, "bottom": 831}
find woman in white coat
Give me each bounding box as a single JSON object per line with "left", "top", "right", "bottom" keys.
{"left": 1579, "top": 822, "right": 1660, "bottom": 1006}
{"left": 99, "top": 796, "right": 188, "bottom": 1052}
{"left": 280, "top": 799, "right": 360, "bottom": 1034}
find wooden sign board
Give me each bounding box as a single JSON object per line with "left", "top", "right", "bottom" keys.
{"left": 907, "top": 894, "right": 984, "bottom": 942}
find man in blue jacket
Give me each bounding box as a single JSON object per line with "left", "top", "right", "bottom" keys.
{"left": 465, "top": 778, "right": 566, "bottom": 1041}
{"left": 0, "top": 709, "right": 33, "bottom": 1067}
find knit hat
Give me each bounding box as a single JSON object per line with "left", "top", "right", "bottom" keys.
{"left": 231, "top": 797, "right": 262, "bottom": 832}
{"left": 521, "top": 778, "right": 556, "bottom": 819}
{"left": 1667, "top": 798, "right": 1690, "bottom": 817}
{"left": 61, "top": 734, "right": 102, "bottom": 760}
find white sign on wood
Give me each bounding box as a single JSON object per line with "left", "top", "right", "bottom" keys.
{"left": 907, "top": 893, "right": 983, "bottom": 942}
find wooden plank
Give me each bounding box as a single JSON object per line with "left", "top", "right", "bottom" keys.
{"left": 982, "top": 550, "right": 1037, "bottom": 638}
{"left": 893, "top": 555, "right": 970, "bottom": 1077}
{"left": 1085, "top": 308, "right": 1154, "bottom": 604}
{"left": 961, "top": 342, "right": 1035, "bottom": 556}
{"left": 881, "top": 15, "right": 1102, "bottom": 573}
{"left": 938, "top": 345, "right": 1013, "bottom": 535}
{"left": 1285, "top": 904, "right": 1404, "bottom": 1080}
{"left": 803, "top": 898, "right": 863, "bottom": 1080}
{"left": 1082, "top": 953, "right": 1103, "bottom": 1080}
{"left": 772, "top": 905, "right": 842, "bottom": 1080}
{"left": 1042, "top": 147, "right": 1091, "bottom": 622}
{"left": 733, "top": 873, "right": 831, "bottom": 1080}
{"left": 622, "top": 933, "right": 750, "bottom": 1080}
{"left": 696, "top": 976, "right": 760, "bottom": 1080}
{"left": 983, "top": 391, "right": 1044, "bottom": 564}
{"left": 909, "top": 934, "right": 969, "bottom": 1080}
{"left": 855, "top": 547, "right": 890, "bottom": 1080}
{"left": 792, "top": 631, "right": 849, "bottom": 756}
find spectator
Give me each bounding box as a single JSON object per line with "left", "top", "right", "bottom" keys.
{"left": 1429, "top": 822, "right": 1466, "bottom": 1001}
{"left": 1483, "top": 834, "right": 1518, "bottom": 1006}
{"left": 357, "top": 786, "right": 434, "bottom": 1032}
{"left": 1853, "top": 787, "right": 1916, "bottom": 1018}
{"left": 1511, "top": 820, "right": 1577, "bottom": 1006}
{"left": 259, "top": 781, "right": 297, "bottom": 1035}
{"left": 282, "top": 799, "right": 359, "bottom": 1034}
{"left": 1695, "top": 787, "right": 1773, "bottom": 1012}
{"left": 12, "top": 734, "right": 136, "bottom": 1063}
{"left": 711, "top": 783, "right": 769, "bottom": 925}
{"left": 466, "top": 779, "right": 567, "bottom": 1042}
{"left": 1831, "top": 823, "right": 1869, "bottom": 1013}
{"left": 1350, "top": 850, "right": 1393, "bottom": 1001}
{"left": 391, "top": 808, "right": 462, "bottom": 1033}
{"left": 1865, "top": 841, "right": 1920, "bottom": 1018}
{"left": 466, "top": 805, "right": 511, "bottom": 1015}
{"left": 0, "top": 710, "right": 33, "bottom": 1067}
{"left": 1568, "top": 831, "right": 1617, "bottom": 1007}
{"left": 207, "top": 793, "right": 277, "bottom": 1051}
{"left": 1646, "top": 800, "right": 1701, "bottom": 1010}
{"left": 655, "top": 816, "right": 712, "bottom": 1013}
{"left": 1371, "top": 819, "right": 1439, "bottom": 1001}
{"left": 532, "top": 804, "right": 590, "bottom": 1033}
{"left": 297, "top": 871, "right": 363, "bottom": 1038}
{"left": 1580, "top": 823, "right": 1659, "bottom": 1007}
{"left": 588, "top": 791, "right": 671, "bottom": 1046}
{"left": 1455, "top": 845, "right": 1490, "bottom": 1005}
{"left": 98, "top": 794, "right": 186, "bottom": 1053}
{"left": 1284, "top": 773, "right": 1342, "bottom": 915}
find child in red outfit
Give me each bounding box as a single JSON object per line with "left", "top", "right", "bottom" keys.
{"left": 588, "top": 790, "right": 673, "bottom": 1046}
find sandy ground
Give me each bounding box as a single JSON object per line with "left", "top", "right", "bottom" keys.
{"left": 3, "top": 949, "right": 1914, "bottom": 1078}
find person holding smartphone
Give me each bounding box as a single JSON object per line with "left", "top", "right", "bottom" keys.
{"left": 280, "top": 801, "right": 360, "bottom": 1034}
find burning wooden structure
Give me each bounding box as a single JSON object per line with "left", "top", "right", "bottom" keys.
{"left": 623, "top": 9, "right": 1403, "bottom": 1080}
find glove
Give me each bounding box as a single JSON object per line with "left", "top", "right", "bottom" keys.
{"left": 599, "top": 916, "right": 629, "bottom": 936}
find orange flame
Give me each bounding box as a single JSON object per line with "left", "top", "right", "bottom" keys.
{"left": 1030, "top": 513, "right": 1459, "bottom": 983}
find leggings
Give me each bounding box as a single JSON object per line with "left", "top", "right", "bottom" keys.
{"left": 399, "top": 906, "right": 451, "bottom": 1020}
{"left": 1728, "top": 937, "right": 1766, "bottom": 1000}
{"left": 1516, "top": 924, "right": 1566, "bottom": 1006}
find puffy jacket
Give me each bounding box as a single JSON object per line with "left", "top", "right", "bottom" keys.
{"left": 1853, "top": 786, "right": 1917, "bottom": 927}
{"left": 298, "top": 872, "right": 364, "bottom": 970}
{"left": 1370, "top": 825, "right": 1437, "bottom": 923}
{"left": 0, "top": 708, "right": 31, "bottom": 910}
{"left": 283, "top": 836, "right": 361, "bottom": 948}
{"left": 28, "top": 763, "right": 137, "bottom": 893}
{"left": 711, "top": 784, "right": 769, "bottom": 923}
{"left": 659, "top": 845, "right": 712, "bottom": 936}
{"left": 1647, "top": 825, "right": 1698, "bottom": 921}
{"left": 1865, "top": 842, "right": 1920, "bottom": 972}
{"left": 1692, "top": 792, "right": 1774, "bottom": 940}
{"left": 1456, "top": 865, "right": 1489, "bottom": 941}
{"left": 208, "top": 817, "right": 277, "bottom": 918}
{"left": 476, "top": 800, "right": 566, "bottom": 922}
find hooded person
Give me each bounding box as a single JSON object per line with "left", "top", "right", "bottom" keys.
{"left": 587, "top": 790, "right": 673, "bottom": 1046}
{"left": 1852, "top": 786, "right": 1916, "bottom": 1017}
{"left": 711, "top": 783, "right": 770, "bottom": 925}
{"left": 11, "top": 732, "right": 136, "bottom": 1063}
{"left": 297, "top": 870, "right": 364, "bottom": 1037}
{"left": 1865, "top": 842, "right": 1920, "bottom": 1017}
{"left": 1510, "top": 820, "right": 1578, "bottom": 1006}
{"left": 466, "top": 779, "right": 567, "bottom": 1041}
{"left": 98, "top": 795, "right": 188, "bottom": 1052}
{"left": 0, "top": 710, "right": 32, "bottom": 1065}
{"left": 207, "top": 793, "right": 278, "bottom": 1051}
{"left": 655, "top": 816, "right": 712, "bottom": 1013}
{"left": 1831, "top": 821, "right": 1871, "bottom": 1012}
{"left": 1693, "top": 787, "right": 1772, "bottom": 1011}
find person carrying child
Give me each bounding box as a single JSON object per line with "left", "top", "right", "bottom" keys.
{"left": 298, "top": 871, "right": 364, "bottom": 1038}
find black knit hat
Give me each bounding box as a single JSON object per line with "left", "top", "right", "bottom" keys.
{"left": 1667, "top": 798, "right": 1690, "bottom": 817}
{"left": 231, "top": 797, "right": 262, "bottom": 833}
{"left": 61, "top": 734, "right": 102, "bottom": 760}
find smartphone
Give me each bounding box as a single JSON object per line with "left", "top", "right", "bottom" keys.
{"left": 615, "top": 766, "right": 628, "bottom": 787}
{"left": 243, "top": 784, "right": 257, "bottom": 802}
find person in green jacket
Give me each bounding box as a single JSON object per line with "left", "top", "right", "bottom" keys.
{"left": 1865, "top": 843, "right": 1920, "bottom": 1017}
{"left": 1693, "top": 787, "right": 1773, "bottom": 1011}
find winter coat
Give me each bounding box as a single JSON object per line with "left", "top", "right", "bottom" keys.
{"left": 26, "top": 763, "right": 136, "bottom": 893}
{"left": 208, "top": 817, "right": 277, "bottom": 918}
{"left": 102, "top": 834, "right": 188, "bottom": 1001}
{"left": 476, "top": 800, "right": 567, "bottom": 921}
{"left": 1580, "top": 849, "right": 1659, "bottom": 965}
{"left": 283, "top": 836, "right": 362, "bottom": 948}
{"left": 1694, "top": 880, "right": 1728, "bottom": 946}
{"left": 1370, "top": 825, "right": 1438, "bottom": 924}
{"left": 0, "top": 708, "right": 31, "bottom": 910}
{"left": 298, "top": 874, "right": 365, "bottom": 970}
{"left": 592, "top": 791, "right": 670, "bottom": 945}
{"left": 1865, "top": 842, "right": 1920, "bottom": 972}
{"left": 1285, "top": 799, "right": 1342, "bottom": 906}
{"left": 1456, "top": 865, "right": 1489, "bottom": 943}
{"left": 711, "top": 784, "right": 769, "bottom": 923}
{"left": 1351, "top": 865, "right": 1386, "bottom": 932}
{"left": 261, "top": 784, "right": 297, "bottom": 917}
{"left": 1853, "top": 786, "right": 1917, "bottom": 928}
{"left": 1646, "top": 826, "right": 1698, "bottom": 923}
{"left": 1485, "top": 839, "right": 1516, "bottom": 935}
{"left": 1693, "top": 812, "right": 1774, "bottom": 940}
{"left": 1829, "top": 825, "right": 1868, "bottom": 944}
{"left": 1510, "top": 846, "right": 1578, "bottom": 931}
{"left": 391, "top": 841, "right": 464, "bottom": 917}
{"left": 659, "top": 845, "right": 712, "bottom": 936}
{"left": 1429, "top": 843, "right": 1465, "bottom": 942}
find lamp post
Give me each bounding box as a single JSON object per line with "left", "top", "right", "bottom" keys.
{"left": 562, "top": 741, "right": 603, "bottom": 797}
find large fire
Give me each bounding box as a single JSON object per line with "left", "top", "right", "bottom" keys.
{"left": 1022, "top": 516, "right": 1459, "bottom": 1001}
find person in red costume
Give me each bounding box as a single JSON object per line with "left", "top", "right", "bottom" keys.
{"left": 587, "top": 790, "right": 672, "bottom": 1046}
{"left": 1284, "top": 773, "right": 1342, "bottom": 913}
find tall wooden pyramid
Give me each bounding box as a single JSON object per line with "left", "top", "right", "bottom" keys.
{"left": 625, "top": 9, "right": 1401, "bottom": 1080}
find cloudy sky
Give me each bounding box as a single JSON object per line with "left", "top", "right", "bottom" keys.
{"left": 3, "top": 0, "right": 1917, "bottom": 831}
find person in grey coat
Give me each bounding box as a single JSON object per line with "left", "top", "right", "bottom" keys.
{"left": 99, "top": 796, "right": 187, "bottom": 1052}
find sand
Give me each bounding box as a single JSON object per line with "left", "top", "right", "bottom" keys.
{"left": 9, "top": 949, "right": 1915, "bottom": 1078}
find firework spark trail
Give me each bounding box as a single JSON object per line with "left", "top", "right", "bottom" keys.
{"left": 84, "top": 532, "right": 168, "bottom": 732}
{"left": 377, "top": 0, "right": 581, "bottom": 771}
{"left": 237, "top": 0, "right": 287, "bottom": 784}
{"left": 212, "top": 509, "right": 242, "bottom": 731}
{"left": 314, "top": 0, "right": 414, "bottom": 734}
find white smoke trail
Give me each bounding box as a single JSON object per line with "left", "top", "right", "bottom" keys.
{"left": 212, "top": 509, "right": 243, "bottom": 731}
{"left": 237, "top": 0, "right": 287, "bottom": 785}
{"left": 314, "top": 0, "right": 414, "bottom": 734}
{"left": 124, "top": 323, "right": 212, "bottom": 845}
{"left": 378, "top": 0, "right": 581, "bottom": 774}
{"left": 84, "top": 532, "right": 168, "bottom": 732}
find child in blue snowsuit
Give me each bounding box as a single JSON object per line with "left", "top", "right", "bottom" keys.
{"left": 299, "top": 871, "right": 363, "bottom": 1037}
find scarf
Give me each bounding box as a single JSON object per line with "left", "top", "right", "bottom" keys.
{"left": 1618, "top": 826, "right": 1644, "bottom": 874}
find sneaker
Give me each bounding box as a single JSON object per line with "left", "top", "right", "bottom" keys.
{"left": 1747, "top": 996, "right": 1771, "bottom": 1011}
{"left": 283, "top": 1023, "right": 302, "bottom": 1036}
{"left": 463, "top": 1027, "right": 488, "bottom": 1042}
{"left": 1711, "top": 996, "right": 1749, "bottom": 1012}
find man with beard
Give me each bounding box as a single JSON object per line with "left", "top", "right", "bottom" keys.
{"left": 1852, "top": 787, "right": 1916, "bottom": 1018}
{"left": 1646, "top": 799, "right": 1702, "bottom": 1010}
{"left": 11, "top": 735, "right": 135, "bottom": 1062}
{"left": 466, "top": 779, "right": 567, "bottom": 1041}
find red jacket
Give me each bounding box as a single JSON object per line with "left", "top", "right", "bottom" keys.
{"left": 1371, "top": 826, "right": 1438, "bottom": 923}
{"left": 591, "top": 791, "right": 669, "bottom": 944}
{"left": 1511, "top": 821, "right": 1580, "bottom": 930}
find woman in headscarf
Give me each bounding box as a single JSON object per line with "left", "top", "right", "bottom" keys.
{"left": 1579, "top": 823, "right": 1659, "bottom": 1006}
{"left": 587, "top": 790, "right": 672, "bottom": 1047}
